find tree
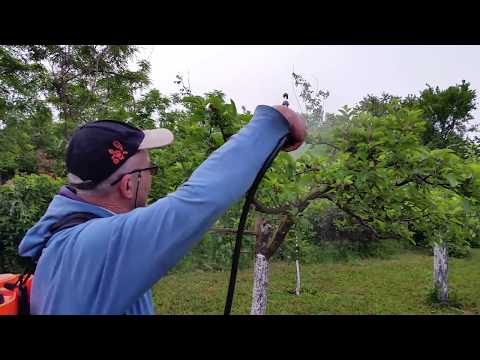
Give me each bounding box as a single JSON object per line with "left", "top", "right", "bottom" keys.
{"left": 0, "top": 46, "right": 58, "bottom": 182}
{"left": 0, "top": 45, "right": 154, "bottom": 182}
{"left": 417, "top": 81, "right": 477, "bottom": 151}
{"left": 352, "top": 81, "right": 478, "bottom": 303}
{"left": 292, "top": 72, "right": 329, "bottom": 141}
{"left": 250, "top": 217, "right": 273, "bottom": 314}
{"left": 354, "top": 82, "right": 478, "bottom": 157}
{"left": 247, "top": 96, "right": 480, "bottom": 307}
{"left": 203, "top": 74, "right": 480, "bottom": 312}
{"left": 20, "top": 45, "right": 151, "bottom": 137}
{"left": 148, "top": 86, "right": 250, "bottom": 200}
{"left": 355, "top": 93, "right": 403, "bottom": 117}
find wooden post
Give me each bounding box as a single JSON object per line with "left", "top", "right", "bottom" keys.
{"left": 250, "top": 217, "right": 273, "bottom": 315}
{"left": 433, "top": 241, "right": 448, "bottom": 303}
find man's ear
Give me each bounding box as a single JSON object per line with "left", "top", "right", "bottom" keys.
{"left": 118, "top": 174, "right": 135, "bottom": 200}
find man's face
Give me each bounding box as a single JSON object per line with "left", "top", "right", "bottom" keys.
{"left": 133, "top": 150, "right": 153, "bottom": 207}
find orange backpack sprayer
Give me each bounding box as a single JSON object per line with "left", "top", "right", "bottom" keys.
{"left": 0, "top": 273, "right": 33, "bottom": 315}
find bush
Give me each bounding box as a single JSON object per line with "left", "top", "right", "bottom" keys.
{"left": 277, "top": 236, "right": 405, "bottom": 264}
{"left": 0, "top": 174, "right": 64, "bottom": 273}
{"left": 307, "top": 206, "right": 377, "bottom": 245}
{"left": 289, "top": 205, "right": 399, "bottom": 261}
{"left": 446, "top": 241, "right": 471, "bottom": 258}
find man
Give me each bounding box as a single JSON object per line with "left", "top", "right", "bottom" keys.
{"left": 18, "top": 104, "right": 306, "bottom": 314}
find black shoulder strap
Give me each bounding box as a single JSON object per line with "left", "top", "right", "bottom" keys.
{"left": 28, "top": 212, "right": 101, "bottom": 269}
{"left": 48, "top": 212, "right": 100, "bottom": 237}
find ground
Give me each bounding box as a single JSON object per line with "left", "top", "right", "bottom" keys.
{"left": 152, "top": 248, "right": 480, "bottom": 315}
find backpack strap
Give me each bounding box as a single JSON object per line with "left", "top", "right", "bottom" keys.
{"left": 32, "top": 212, "right": 101, "bottom": 265}
{"left": 14, "top": 212, "right": 100, "bottom": 274}
{"left": 49, "top": 212, "right": 101, "bottom": 239}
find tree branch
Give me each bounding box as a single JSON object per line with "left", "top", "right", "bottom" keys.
{"left": 333, "top": 202, "right": 379, "bottom": 238}
{"left": 210, "top": 228, "right": 257, "bottom": 236}
{"left": 395, "top": 174, "right": 433, "bottom": 187}
{"left": 255, "top": 217, "right": 273, "bottom": 257}
{"left": 252, "top": 197, "right": 291, "bottom": 215}
{"left": 295, "top": 166, "right": 323, "bottom": 176}
{"left": 266, "top": 214, "right": 295, "bottom": 260}
{"left": 292, "top": 184, "right": 377, "bottom": 237}
{"left": 395, "top": 177, "right": 415, "bottom": 187}
{"left": 296, "top": 186, "right": 334, "bottom": 212}
{"left": 315, "top": 141, "right": 341, "bottom": 150}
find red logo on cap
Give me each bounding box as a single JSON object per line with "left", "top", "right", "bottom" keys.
{"left": 108, "top": 140, "right": 128, "bottom": 165}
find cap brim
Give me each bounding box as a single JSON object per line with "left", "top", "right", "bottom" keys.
{"left": 138, "top": 129, "right": 174, "bottom": 150}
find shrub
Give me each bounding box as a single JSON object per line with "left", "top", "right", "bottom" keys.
{"left": 0, "top": 174, "right": 64, "bottom": 272}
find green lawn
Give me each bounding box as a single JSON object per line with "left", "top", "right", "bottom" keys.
{"left": 152, "top": 249, "right": 480, "bottom": 315}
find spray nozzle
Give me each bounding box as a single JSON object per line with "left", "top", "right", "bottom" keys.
{"left": 282, "top": 93, "right": 290, "bottom": 107}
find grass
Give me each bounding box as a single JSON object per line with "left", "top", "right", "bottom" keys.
{"left": 152, "top": 248, "right": 480, "bottom": 315}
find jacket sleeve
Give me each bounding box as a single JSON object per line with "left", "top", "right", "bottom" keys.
{"left": 76, "top": 105, "right": 291, "bottom": 313}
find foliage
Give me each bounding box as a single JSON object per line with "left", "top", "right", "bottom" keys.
{"left": 15, "top": 45, "right": 151, "bottom": 134}
{"left": 0, "top": 174, "right": 64, "bottom": 272}
{"left": 354, "top": 81, "right": 478, "bottom": 156}
{"left": 0, "top": 45, "right": 156, "bottom": 183}
{"left": 292, "top": 72, "right": 329, "bottom": 130}
{"left": 418, "top": 81, "right": 477, "bottom": 149}
{"left": 252, "top": 77, "right": 480, "bottom": 261}
{"left": 148, "top": 89, "right": 250, "bottom": 200}
{"left": 2, "top": 46, "right": 480, "bottom": 275}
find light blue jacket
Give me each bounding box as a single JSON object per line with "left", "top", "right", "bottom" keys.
{"left": 18, "top": 105, "right": 290, "bottom": 314}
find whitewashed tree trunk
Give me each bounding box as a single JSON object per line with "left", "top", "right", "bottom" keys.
{"left": 294, "top": 238, "right": 301, "bottom": 296}
{"left": 251, "top": 218, "right": 273, "bottom": 315}
{"left": 295, "top": 259, "right": 301, "bottom": 296}
{"left": 251, "top": 254, "right": 269, "bottom": 315}
{"left": 433, "top": 242, "right": 448, "bottom": 302}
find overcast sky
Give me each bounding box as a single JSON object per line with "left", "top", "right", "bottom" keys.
{"left": 137, "top": 45, "right": 480, "bottom": 133}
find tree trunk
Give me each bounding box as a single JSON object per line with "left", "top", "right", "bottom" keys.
{"left": 294, "top": 238, "right": 301, "bottom": 296}
{"left": 266, "top": 215, "right": 295, "bottom": 259}
{"left": 433, "top": 241, "right": 448, "bottom": 302}
{"left": 295, "top": 260, "right": 301, "bottom": 296}
{"left": 251, "top": 254, "right": 269, "bottom": 315}
{"left": 250, "top": 217, "right": 273, "bottom": 315}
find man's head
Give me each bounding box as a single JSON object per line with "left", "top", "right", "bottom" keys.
{"left": 66, "top": 120, "right": 173, "bottom": 213}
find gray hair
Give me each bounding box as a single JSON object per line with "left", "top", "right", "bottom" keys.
{"left": 68, "top": 152, "right": 142, "bottom": 197}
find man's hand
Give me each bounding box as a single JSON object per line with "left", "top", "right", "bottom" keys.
{"left": 273, "top": 105, "right": 307, "bottom": 152}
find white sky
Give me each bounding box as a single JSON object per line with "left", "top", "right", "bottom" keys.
{"left": 137, "top": 45, "right": 480, "bottom": 134}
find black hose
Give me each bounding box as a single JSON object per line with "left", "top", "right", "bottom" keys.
{"left": 224, "top": 134, "right": 289, "bottom": 315}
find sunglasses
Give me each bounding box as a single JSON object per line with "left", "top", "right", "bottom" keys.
{"left": 110, "top": 163, "right": 159, "bottom": 186}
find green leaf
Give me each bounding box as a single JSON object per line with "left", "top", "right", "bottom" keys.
{"left": 445, "top": 173, "right": 459, "bottom": 188}
{"left": 461, "top": 199, "right": 471, "bottom": 211}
